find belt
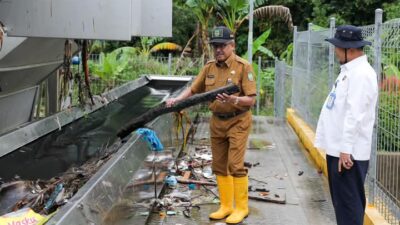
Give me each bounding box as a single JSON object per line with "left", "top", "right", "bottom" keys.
{"left": 213, "top": 110, "right": 248, "bottom": 120}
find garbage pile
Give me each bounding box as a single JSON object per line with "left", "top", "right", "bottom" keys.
{"left": 140, "top": 144, "right": 219, "bottom": 219}
{"left": 121, "top": 141, "right": 285, "bottom": 223}
{"left": 0, "top": 140, "right": 123, "bottom": 217}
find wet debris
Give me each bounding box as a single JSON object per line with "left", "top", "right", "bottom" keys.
{"left": 248, "top": 175, "right": 286, "bottom": 204}
{"left": 0, "top": 142, "right": 123, "bottom": 216}
{"left": 105, "top": 142, "right": 284, "bottom": 224}
{"left": 248, "top": 185, "right": 269, "bottom": 192}
{"left": 43, "top": 183, "right": 64, "bottom": 212}
{"left": 165, "top": 175, "right": 178, "bottom": 188}
{"left": 244, "top": 161, "right": 261, "bottom": 168}
{"left": 202, "top": 166, "right": 213, "bottom": 179}
{"left": 116, "top": 145, "right": 219, "bottom": 221}
{"left": 248, "top": 192, "right": 286, "bottom": 204}
{"left": 144, "top": 144, "right": 285, "bottom": 221}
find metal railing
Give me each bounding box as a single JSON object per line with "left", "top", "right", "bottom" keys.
{"left": 274, "top": 9, "right": 400, "bottom": 224}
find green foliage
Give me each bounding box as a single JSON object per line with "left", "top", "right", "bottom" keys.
{"left": 241, "top": 29, "right": 276, "bottom": 115}
{"left": 243, "top": 28, "right": 275, "bottom": 113}
{"left": 279, "top": 43, "right": 293, "bottom": 65}
{"left": 93, "top": 0, "right": 400, "bottom": 61}
{"left": 258, "top": 46, "right": 275, "bottom": 59}
{"left": 89, "top": 45, "right": 203, "bottom": 94}
{"left": 172, "top": 57, "right": 202, "bottom": 76}
{"left": 254, "top": 0, "right": 269, "bottom": 7}
{"left": 169, "top": 2, "right": 198, "bottom": 46}
{"left": 91, "top": 47, "right": 137, "bottom": 81}
{"left": 139, "top": 37, "right": 163, "bottom": 57}
{"left": 216, "top": 0, "right": 248, "bottom": 33}
{"left": 258, "top": 66, "right": 275, "bottom": 115}
{"left": 383, "top": 0, "right": 400, "bottom": 20}
{"left": 90, "top": 40, "right": 106, "bottom": 54}
{"left": 250, "top": 16, "right": 292, "bottom": 58}
{"left": 186, "top": 0, "right": 216, "bottom": 25}
{"left": 384, "top": 64, "right": 400, "bottom": 78}
{"left": 378, "top": 92, "right": 400, "bottom": 151}
{"left": 90, "top": 47, "right": 175, "bottom": 93}
{"left": 91, "top": 40, "right": 135, "bottom": 54}
{"left": 243, "top": 28, "right": 275, "bottom": 60}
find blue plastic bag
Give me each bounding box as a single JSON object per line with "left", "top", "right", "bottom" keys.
{"left": 136, "top": 128, "right": 164, "bottom": 152}
{"left": 165, "top": 175, "right": 177, "bottom": 188}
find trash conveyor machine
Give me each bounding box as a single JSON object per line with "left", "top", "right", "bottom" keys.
{"left": 0, "top": 75, "right": 192, "bottom": 225}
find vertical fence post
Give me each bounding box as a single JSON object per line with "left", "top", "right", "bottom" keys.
{"left": 291, "top": 26, "right": 298, "bottom": 109}
{"left": 369, "top": 8, "right": 383, "bottom": 206}
{"left": 306, "top": 23, "right": 313, "bottom": 124}
{"left": 257, "top": 56, "right": 261, "bottom": 116}
{"left": 274, "top": 59, "right": 279, "bottom": 118}
{"left": 168, "top": 53, "right": 172, "bottom": 75}
{"left": 280, "top": 62, "right": 286, "bottom": 119}
{"left": 248, "top": 0, "right": 254, "bottom": 64}
{"left": 328, "top": 17, "right": 336, "bottom": 89}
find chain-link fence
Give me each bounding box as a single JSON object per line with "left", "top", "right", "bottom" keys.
{"left": 275, "top": 9, "right": 400, "bottom": 225}
{"left": 274, "top": 60, "right": 292, "bottom": 119}
{"left": 254, "top": 59, "right": 275, "bottom": 116}
{"left": 374, "top": 15, "right": 400, "bottom": 224}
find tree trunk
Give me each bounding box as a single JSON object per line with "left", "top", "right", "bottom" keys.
{"left": 175, "top": 25, "right": 199, "bottom": 71}
{"left": 200, "top": 23, "right": 210, "bottom": 62}
{"left": 117, "top": 84, "right": 240, "bottom": 139}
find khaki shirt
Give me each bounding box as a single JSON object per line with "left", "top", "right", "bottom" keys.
{"left": 190, "top": 53, "right": 257, "bottom": 113}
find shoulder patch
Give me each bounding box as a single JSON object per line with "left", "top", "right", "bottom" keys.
{"left": 247, "top": 72, "right": 254, "bottom": 81}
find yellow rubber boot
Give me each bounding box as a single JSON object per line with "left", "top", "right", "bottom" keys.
{"left": 209, "top": 175, "right": 234, "bottom": 220}
{"left": 226, "top": 176, "right": 249, "bottom": 224}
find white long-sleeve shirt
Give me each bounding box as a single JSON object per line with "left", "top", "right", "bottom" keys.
{"left": 314, "top": 55, "right": 378, "bottom": 160}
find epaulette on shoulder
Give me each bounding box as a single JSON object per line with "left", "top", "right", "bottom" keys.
{"left": 235, "top": 55, "right": 249, "bottom": 65}
{"left": 205, "top": 59, "right": 216, "bottom": 65}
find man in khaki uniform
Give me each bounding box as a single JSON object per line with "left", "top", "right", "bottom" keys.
{"left": 166, "top": 26, "right": 256, "bottom": 224}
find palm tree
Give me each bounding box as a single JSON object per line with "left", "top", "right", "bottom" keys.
{"left": 216, "top": 0, "right": 293, "bottom": 34}
{"left": 139, "top": 37, "right": 162, "bottom": 57}
{"left": 180, "top": 0, "right": 293, "bottom": 64}
{"left": 252, "top": 5, "right": 294, "bottom": 30}
{"left": 186, "top": 0, "right": 217, "bottom": 62}
{"left": 215, "top": 0, "right": 248, "bottom": 35}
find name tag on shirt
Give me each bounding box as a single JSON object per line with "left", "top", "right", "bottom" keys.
{"left": 326, "top": 92, "right": 336, "bottom": 110}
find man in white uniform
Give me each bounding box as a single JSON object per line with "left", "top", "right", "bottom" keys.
{"left": 314, "top": 25, "right": 378, "bottom": 225}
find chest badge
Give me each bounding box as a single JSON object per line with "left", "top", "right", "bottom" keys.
{"left": 248, "top": 72, "right": 254, "bottom": 81}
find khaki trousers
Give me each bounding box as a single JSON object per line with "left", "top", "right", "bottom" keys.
{"left": 210, "top": 111, "right": 252, "bottom": 177}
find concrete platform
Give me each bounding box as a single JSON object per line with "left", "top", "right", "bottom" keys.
{"left": 146, "top": 116, "right": 336, "bottom": 225}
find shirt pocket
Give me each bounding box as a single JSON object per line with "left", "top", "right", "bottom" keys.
{"left": 205, "top": 75, "right": 216, "bottom": 92}
{"left": 205, "top": 74, "right": 216, "bottom": 85}
{"left": 334, "top": 78, "right": 348, "bottom": 102}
